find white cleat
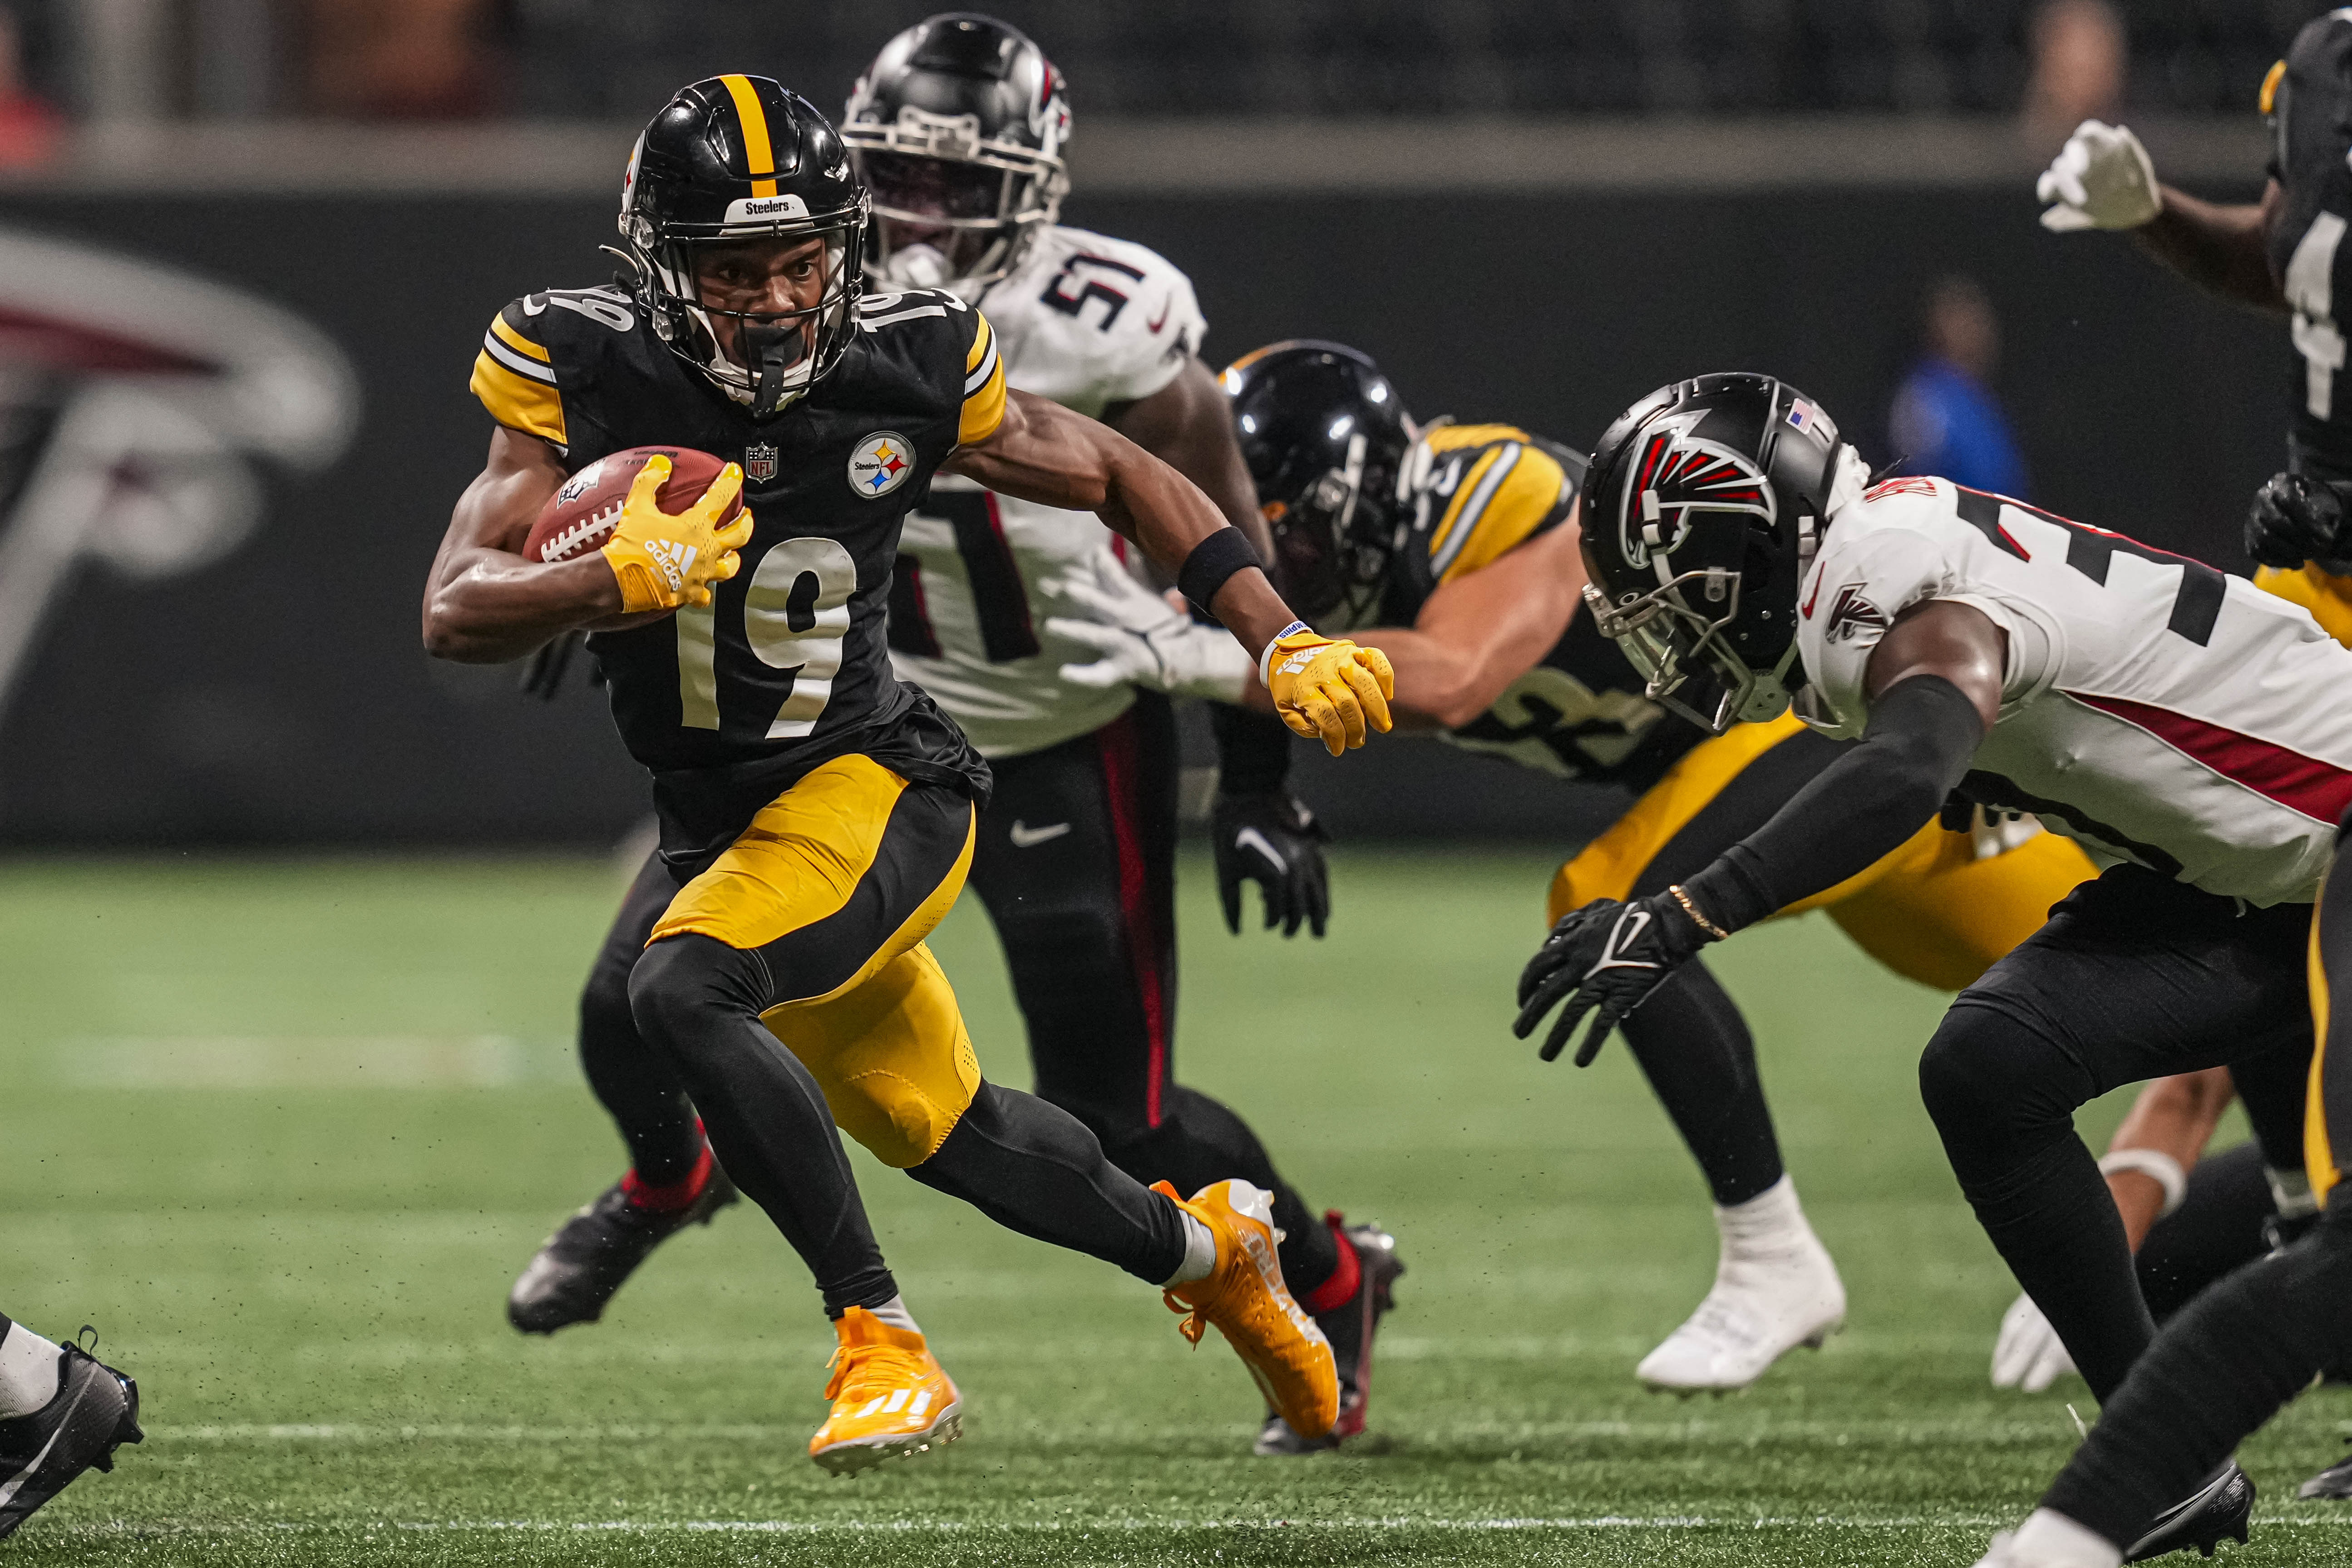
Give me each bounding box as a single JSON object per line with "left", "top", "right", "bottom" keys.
{"left": 1973, "top": 1510, "right": 2126, "bottom": 1568}
{"left": 1636, "top": 1175, "right": 1846, "bottom": 1393}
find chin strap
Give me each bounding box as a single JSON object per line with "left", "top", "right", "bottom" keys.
{"left": 745, "top": 321, "right": 810, "bottom": 419}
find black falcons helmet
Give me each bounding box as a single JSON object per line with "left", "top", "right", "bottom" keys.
{"left": 843, "top": 14, "right": 1071, "bottom": 297}
{"left": 1220, "top": 341, "right": 1414, "bottom": 628}
{"left": 618, "top": 74, "right": 868, "bottom": 419}
{"left": 1580, "top": 372, "right": 1860, "bottom": 733}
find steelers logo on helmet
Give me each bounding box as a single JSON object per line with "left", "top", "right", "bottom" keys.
{"left": 848, "top": 430, "right": 916, "bottom": 498}
{"left": 1615, "top": 411, "right": 1779, "bottom": 576}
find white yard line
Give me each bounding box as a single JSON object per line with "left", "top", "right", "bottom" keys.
{"left": 37, "top": 1515, "right": 2352, "bottom": 1535}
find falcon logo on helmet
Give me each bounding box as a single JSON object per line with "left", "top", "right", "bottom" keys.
{"left": 1615, "top": 414, "right": 1778, "bottom": 573}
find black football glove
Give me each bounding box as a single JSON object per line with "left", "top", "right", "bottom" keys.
{"left": 1513, "top": 892, "right": 1714, "bottom": 1066}
{"left": 1212, "top": 791, "right": 1330, "bottom": 938}
{"left": 2246, "top": 471, "right": 2351, "bottom": 571}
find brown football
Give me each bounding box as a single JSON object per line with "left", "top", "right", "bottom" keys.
{"left": 523, "top": 445, "right": 740, "bottom": 564}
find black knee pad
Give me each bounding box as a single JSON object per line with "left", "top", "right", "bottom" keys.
{"left": 626, "top": 934, "right": 765, "bottom": 1060}
{"left": 1918, "top": 1004, "right": 2089, "bottom": 1169}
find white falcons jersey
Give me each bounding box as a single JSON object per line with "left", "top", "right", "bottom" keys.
{"left": 888, "top": 226, "right": 1209, "bottom": 757}
{"left": 1794, "top": 477, "right": 2352, "bottom": 905}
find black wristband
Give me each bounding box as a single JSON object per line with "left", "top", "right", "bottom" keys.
{"left": 1176, "top": 527, "right": 1264, "bottom": 617}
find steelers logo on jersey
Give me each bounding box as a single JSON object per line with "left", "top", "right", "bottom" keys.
{"left": 848, "top": 431, "right": 916, "bottom": 499}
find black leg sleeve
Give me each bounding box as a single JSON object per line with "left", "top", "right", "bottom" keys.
{"left": 909, "top": 1080, "right": 1189, "bottom": 1286}
{"left": 969, "top": 698, "right": 1336, "bottom": 1294}
{"left": 2226, "top": 1034, "right": 2313, "bottom": 1176}
{"left": 1617, "top": 958, "right": 1784, "bottom": 1207}
{"left": 578, "top": 851, "right": 705, "bottom": 1186}
{"left": 2042, "top": 1216, "right": 2352, "bottom": 1548}
{"left": 2135, "top": 1140, "right": 2274, "bottom": 1323}
{"left": 627, "top": 933, "right": 897, "bottom": 1316}
{"left": 1920, "top": 1002, "right": 2154, "bottom": 1402}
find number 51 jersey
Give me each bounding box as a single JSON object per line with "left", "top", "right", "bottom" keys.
{"left": 469, "top": 282, "right": 1005, "bottom": 858}
{"left": 1794, "top": 477, "right": 2352, "bottom": 905}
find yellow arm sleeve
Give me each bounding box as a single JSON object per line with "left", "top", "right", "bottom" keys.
{"left": 1423, "top": 427, "right": 1573, "bottom": 584}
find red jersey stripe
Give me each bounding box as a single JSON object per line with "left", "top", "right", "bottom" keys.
{"left": 2066, "top": 691, "right": 2352, "bottom": 825}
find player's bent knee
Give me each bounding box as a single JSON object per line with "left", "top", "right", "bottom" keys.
{"left": 761, "top": 942, "right": 981, "bottom": 1168}
{"left": 625, "top": 933, "right": 766, "bottom": 1056}
{"left": 1917, "top": 1005, "right": 2075, "bottom": 1144}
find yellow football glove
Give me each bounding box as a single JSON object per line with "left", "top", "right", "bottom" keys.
{"left": 600, "top": 455, "right": 752, "bottom": 615}
{"left": 1260, "top": 621, "right": 1395, "bottom": 757}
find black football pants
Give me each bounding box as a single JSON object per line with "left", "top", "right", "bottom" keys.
{"left": 966, "top": 693, "right": 1341, "bottom": 1296}
{"left": 1915, "top": 863, "right": 2313, "bottom": 1403}
{"left": 2036, "top": 855, "right": 2347, "bottom": 1547}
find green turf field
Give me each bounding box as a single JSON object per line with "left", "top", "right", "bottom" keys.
{"left": 1, "top": 848, "right": 2346, "bottom": 1566}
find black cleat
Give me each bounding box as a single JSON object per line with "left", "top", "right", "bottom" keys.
{"left": 1254, "top": 1215, "right": 1405, "bottom": 1456}
{"left": 0, "top": 1339, "right": 142, "bottom": 1542}
{"left": 508, "top": 1163, "right": 738, "bottom": 1334}
{"left": 2299, "top": 1439, "right": 2352, "bottom": 1500}
{"left": 2125, "top": 1460, "right": 2253, "bottom": 1562}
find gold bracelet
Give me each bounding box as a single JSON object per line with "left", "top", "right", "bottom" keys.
{"left": 1667, "top": 884, "right": 1731, "bottom": 942}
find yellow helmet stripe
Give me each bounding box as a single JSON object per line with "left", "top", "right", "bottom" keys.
{"left": 2262, "top": 58, "right": 2287, "bottom": 117}
{"left": 720, "top": 74, "right": 780, "bottom": 198}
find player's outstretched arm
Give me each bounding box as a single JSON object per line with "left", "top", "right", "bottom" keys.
{"left": 1514, "top": 600, "right": 2003, "bottom": 1065}
{"left": 947, "top": 388, "right": 1393, "bottom": 754}
{"left": 1102, "top": 355, "right": 1277, "bottom": 562}
{"left": 423, "top": 429, "right": 746, "bottom": 664}
{"left": 2036, "top": 121, "right": 2284, "bottom": 311}
{"left": 1351, "top": 511, "right": 1587, "bottom": 730}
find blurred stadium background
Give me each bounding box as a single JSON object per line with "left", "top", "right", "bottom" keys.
{"left": 0, "top": 0, "right": 2309, "bottom": 849}
{"left": 4, "top": 6, "right": 2348, "bottom": 1562}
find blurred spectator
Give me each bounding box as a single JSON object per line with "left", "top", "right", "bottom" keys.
{"left": 1888, "top": 276, "right": 2030, "bottom": 499}
{"left": 2022, "top": 0, "right": 2126, "bottom": 150}
{"left": 0, "top": 5, "right": 59, "bottom": 169}
{"left": 300, "top": 0, "right": 511, "bottom": 119}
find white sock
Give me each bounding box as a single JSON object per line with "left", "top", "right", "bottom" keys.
{"left": 0, "top": 1321, "right": 64, "bottom": 1419}
{"left": 1716, "top": 1174, "right": 1811, "bottom": 1252}
{"left": 865, "top": 1296, "right": 921, "bottom": 1336}
{"left": 2008, "top": 1508, "right": 2124, "bottom": 1568}
{"left": 1162, "top": 1212, "right": 1218, "bottom": 1287}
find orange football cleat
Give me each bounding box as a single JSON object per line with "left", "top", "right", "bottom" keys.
{"left": 1155, "top": 1178, "right": 1340, "bottom": 1440}
{"left": 807, "top": 1307, "right": 962, "bottom": 1475}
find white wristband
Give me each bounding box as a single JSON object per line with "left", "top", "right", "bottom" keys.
{"left": 1257, "top": 620, "right": 1309, "bottom": 689}
{"left": 2097, "top": 1149, "right": 2188, "bottom": 1218}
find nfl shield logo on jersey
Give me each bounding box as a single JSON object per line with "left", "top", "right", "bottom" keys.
{"left": 848, "top": 430, "right": 915, "bottom": 499}
{"left": 744, "top": 442, "right": 779, "bottom": 482}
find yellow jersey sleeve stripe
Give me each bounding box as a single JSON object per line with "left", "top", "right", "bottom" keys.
{"left": 470, "top": 351, "right": 566, "bottom": 447}
{"left": 481, "top": 325, "right": 557, "bottom": 385}
{"left": 959, "top": 342, "right": 1007, "bottom": 446}
{"left": 1428, "top": 444, "right": 1514, "bottom": 577}
{"left": 1440, "top": 444, "right": 1570, "bottom": 582}
{"left": 720, "top": 74, "right": 779, "bottom": 198}
{"left": 489, "top": 312, "right": 551, "bottom": 364}
{"left": 964, "top": 311, "right": 995, "bottom": 376}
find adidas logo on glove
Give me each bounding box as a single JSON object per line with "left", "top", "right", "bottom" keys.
{"left": 645, "top": 540, "right": 699, "bottom": 592}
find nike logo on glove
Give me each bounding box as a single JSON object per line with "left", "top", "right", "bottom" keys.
{"left": 1587, "top": 907, "right": 1658, "bottom": 976}
{"left": 1009, "top": 820, "right": 1072, "bottom": 849}
{"left": 1233, "top": 826, "right": 1286, "bottom": 872}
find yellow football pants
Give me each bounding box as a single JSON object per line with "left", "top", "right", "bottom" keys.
{"left": 1548, "top": 711, "right": 2100, "bottom": 992}
{"left": 651, "top": 754, "right": 982, "bottom": 1167}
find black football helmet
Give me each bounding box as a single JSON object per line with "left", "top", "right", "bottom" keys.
{"left": 1220, "top": 340, "right": 1414, "bottom": 628}
{"left": 618, "top": 74, "right": 868, "bottom": 419}
{"left": 842, "top": 14, "right": 1071, "bottom": 297}
{"left": 1580, "top": 373, "right": 1864, "bottom": 733}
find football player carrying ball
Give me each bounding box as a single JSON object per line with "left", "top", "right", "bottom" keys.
{"left": 425, "top": 73, "right": 1388, "bottom": 1472}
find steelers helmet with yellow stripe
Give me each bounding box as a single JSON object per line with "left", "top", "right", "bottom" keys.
{"left": 1220, "top": 340, "right": 1413, "bottom": 628}
{"left": 619, "top": 74, "right": 869, "bottom": 419}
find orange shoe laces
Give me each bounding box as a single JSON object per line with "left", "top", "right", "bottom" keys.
{"left": 823, "top": 1337, "right": 930, "bottom": 1405}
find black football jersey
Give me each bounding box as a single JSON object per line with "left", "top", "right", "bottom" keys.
{"left": 2267, "top": 12, "right": 2352, "bottom": 484}
{"left": 470, "top": 284, "right": 1006, "bottom": 858}
{"left": 1373, "top": 422, "right": 1704, "bottom": 792}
